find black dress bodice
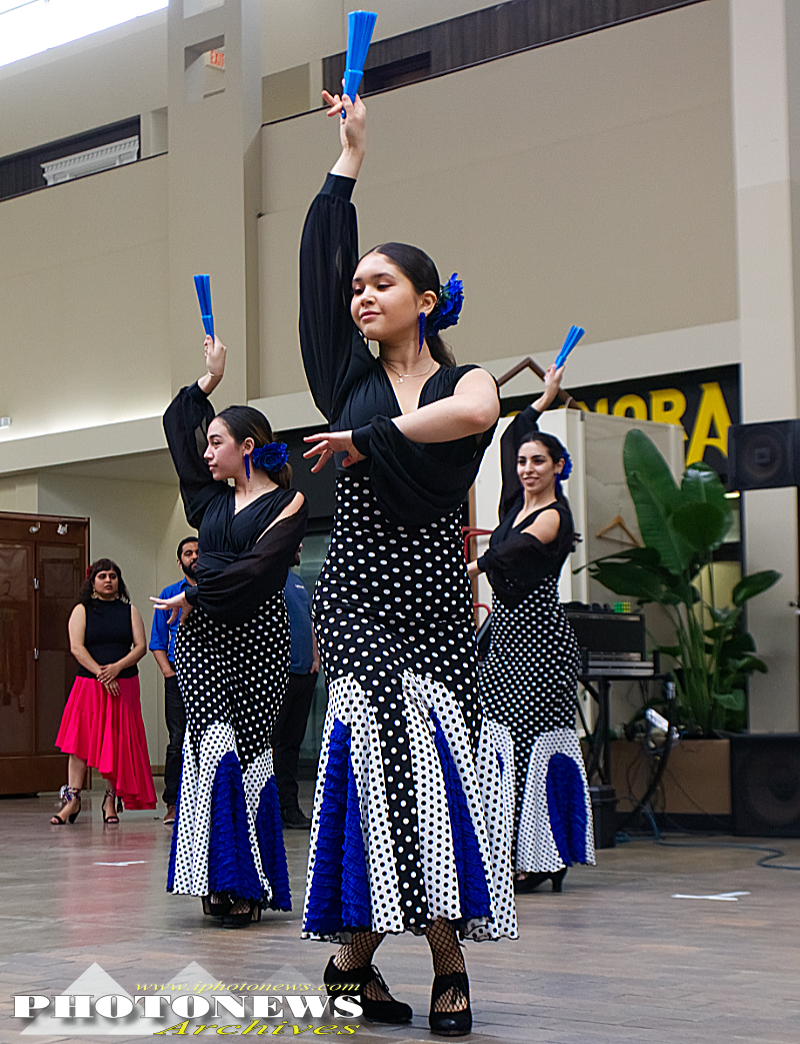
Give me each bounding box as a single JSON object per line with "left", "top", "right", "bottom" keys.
{"left": 163, "top": 383, "right": 308, "bottom": 625}
{"left": 477, "top": 404, "right": 576, "bottom": 608}
{"left": 77, "top": 599, "right": 137, "bottom": 678}
{"left": 299, "top": 173, "right": 497, "bottom": 525}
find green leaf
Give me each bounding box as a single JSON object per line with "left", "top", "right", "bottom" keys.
{"left": 731, "top": 655, "right": 768, "bottom": 675}
{"left": 705, "top": 625, "right": 731, "bottom": 640}
{"left": 587, "top": 561, "right": 666, "bottom": 602}
{"left": 709, "top": 606, "right": 741, "bottom": 625}
{"left": 580, "top": 546, "right": 663, "bottom": 571}
{"left": 720, "top": 631, "right": 756, "bottom": 655}
{"left": 623, "top": 431, "right": 692, "bottom": 574}
{"left": 671, "top": 502, "right": 730, "bottom": 553}
{"left": 679, "top": 462, "right": 733, "bottom": 525}
{"left": 732, "top": 570, "right": 781, "bottom": 606}
{"left": 657, "top": 645, "right": 682, "bottom": 657}
{"left": 713, "top": 690, "right": 746, "bottom": 712}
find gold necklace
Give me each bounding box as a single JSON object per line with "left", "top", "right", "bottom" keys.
{"left": 383, "top": 359, "right": 436, "bottom": 385}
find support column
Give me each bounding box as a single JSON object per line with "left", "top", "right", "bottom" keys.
{"left": 731, "top": 0, "right": 800, "bottom": 730}
{"left": 167, "top": 0, "right": 263, "bottom": 401}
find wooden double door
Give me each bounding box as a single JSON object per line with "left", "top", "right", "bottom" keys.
{"left": 0, "top": 512, "right": 88, "bottom": 794}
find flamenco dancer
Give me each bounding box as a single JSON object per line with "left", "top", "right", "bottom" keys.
{"left": 153, "top": 334, "right": 307, "bottom": 927}
{"left": 469, "top": 364, "right": 595, "bottom": 893}
{"left": 299, "top": 92, "right": 517, "bottom": 1037}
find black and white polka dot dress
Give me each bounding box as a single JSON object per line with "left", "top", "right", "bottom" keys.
{"left": 169, "top": 597, "right": 290, "bottom": 903}
{"left": 302, "top": 475, "right": 517, "bottom": 942}
{"left": 163, "top": 383, "right": 308, "bottom": 909}
{"left": 480, "top": 572, "right": 595, "bottom": 873}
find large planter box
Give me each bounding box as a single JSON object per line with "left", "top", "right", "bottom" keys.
{"left": 609, "top": 738, "right": 731, "bottom": 819}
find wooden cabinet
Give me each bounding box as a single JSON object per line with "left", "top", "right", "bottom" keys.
{"left": 0, "top": 512, "right": 88, "bottom": 794}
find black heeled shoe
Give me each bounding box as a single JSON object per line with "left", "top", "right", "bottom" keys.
{"left": 429, "top": 971, "right": 472, "bottom": 1037}
{"left": 50, "top": 786, "right": 81, "bottom": 825}
{"left": 221, "top": 898, "right": 262, "bottom": 929}
{"left": 323, "top": 957, "right": 412, "bottom": 1025}
{"left": 514, "top": 866, "right": 568, "bottom": 894}
{"left": 202, "top": 893, "right": 232, "bottom": 918}
{"left": 102, "top": 789, "right": 120, "bottom": 825}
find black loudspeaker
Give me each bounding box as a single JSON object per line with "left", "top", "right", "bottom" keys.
{"left": 727, "top": 420, "right": 800, "bottom": 490}
{"left": 730, "top": 734, "right": 800, "bottom": 836}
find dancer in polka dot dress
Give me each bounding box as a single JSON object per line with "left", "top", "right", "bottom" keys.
{"left": 470, "top": 364, "right": 595, "bottom": 894}
{"left": 298, "top": 93, "right": 516, "bottom": 1037}
{"left": 155, "top": 334, "right": 307, "bottom": 927}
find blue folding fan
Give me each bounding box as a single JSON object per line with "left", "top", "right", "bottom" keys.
{"left": 555, "top": 325, "right": 585, "bottom": 368}
{"left": 193, "top": 274, "right": 214, "bottom": 340}
{"left": 342, "top": 10, "right": 377, "bottom": 115}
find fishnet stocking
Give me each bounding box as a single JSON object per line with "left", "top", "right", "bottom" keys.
{"left": 332, "top": 932, "right": 389, "bottom": 1001}
{"left": 425, "top": 918, "right": 468, "bottom": 1012}
{"left": 229, "top": 897, "right": 253, "bottom": 916}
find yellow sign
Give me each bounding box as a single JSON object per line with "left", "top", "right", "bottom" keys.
{"left": 573, "top": 381, "right": 733, "bottom": 466}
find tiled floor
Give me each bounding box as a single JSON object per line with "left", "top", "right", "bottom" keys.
{"left": 1, "top": 782, "right": 799, "bottom": 1043}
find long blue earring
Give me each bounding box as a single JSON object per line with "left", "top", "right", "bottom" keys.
{"left": 418, "top": 311, "right": 426, "bottom": 353}
{"left": 244, "top": 453, "right": 251, "bottom": 481}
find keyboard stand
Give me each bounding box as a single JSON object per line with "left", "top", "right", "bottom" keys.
{"left": 577, "top": 657, "right": 657, "bottom": 786}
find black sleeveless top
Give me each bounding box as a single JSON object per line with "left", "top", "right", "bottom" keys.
{"left": 77, "top": 599, "right": 138, "bottom": 678}
{"left": 477, "top": 403, "right": 576, "bottom": 608}
{"left": 163, "top": 383, "right": 309, "bottom": 625}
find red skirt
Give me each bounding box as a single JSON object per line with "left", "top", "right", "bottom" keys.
{"left": 55, "top": 675, "right": 157, "bottom": 810}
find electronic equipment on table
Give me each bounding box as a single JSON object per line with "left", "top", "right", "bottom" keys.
{"left": 564, "top": 604, "right": 655, "bottom": 678}
{"left": 564, "top": 603, "right": 657, "bottom": 791}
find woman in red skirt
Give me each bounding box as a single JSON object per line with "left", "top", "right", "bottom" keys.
{"left": 50, "top": 558, "right": 155, "bottom": 824}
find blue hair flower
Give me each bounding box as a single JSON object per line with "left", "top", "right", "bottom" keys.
{"left": 251, "top": 442, "right": 289, "bottom": 472}
{"left": 428, "top": 273, "right": 464, "bottom": 335}
{"left": 559, "top": 449, "right": 572, "bottom": 481}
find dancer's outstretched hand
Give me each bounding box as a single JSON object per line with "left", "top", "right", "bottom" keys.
{"left": 204, "top": 334, "right": 226, "bottom": 378}
{"left": 533, "top": 363, "right": 565, "bottom": 413}
{"left": 322, "top": 90, "right": 366, "bottom": 155}
{"left": 303, "top": 430, "right": 365, "bottom": 472}
{"left": 150, "top": 591, "right": 193, "bottom": 626}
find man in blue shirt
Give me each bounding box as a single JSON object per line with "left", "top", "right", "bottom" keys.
{"left": 149, "top": 536, "right": 198, "bottom": 824}
{"left": 273, "top": 545, "right": 320, "bottom": 829}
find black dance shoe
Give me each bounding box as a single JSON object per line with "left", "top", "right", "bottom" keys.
{"left": 429, "top": 971, "right": 472, "bottom": 1037}
{"left": 202, "top": 893, "right": 232, "bottom": 918}
{"left": 50, "top": 786, "right": 81, "bottom": 825}
{"left": 222, "top": 898, "right": 262, "bottom": 929}
{"left": 280, "top": 805, "right": 312, "bottom": 830}
{"left": 513, "top": 867, "right": 567, "bottom": 894}
{"left": 102, "top": 789, "right": 120, "bottom": 825}
{"left": 323, "top": 957, "right": 412, "bottom": 1024}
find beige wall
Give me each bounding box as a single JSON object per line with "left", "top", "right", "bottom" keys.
{"left": 0, "top": 476, "right": 39, "bottom": 513}
{"left": 260, "top": 0, "right": 736, "bottom": 400}
{"left": 260, "top": 0, "right": 493, "bottom": 78}
{"left": 0, "top": 0, "right": 505, "bottom": 159}
{"left": 0, "top": 11, "right": 168, "bottom": 158}
{"left": 0, "top": 156, "right": 170, "bottom": 444}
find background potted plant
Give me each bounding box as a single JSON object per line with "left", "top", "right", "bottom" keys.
{"left": 586, "top": 430, "right": 779, "bottom": 737}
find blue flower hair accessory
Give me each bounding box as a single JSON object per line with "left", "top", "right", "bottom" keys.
{"left": 251, "top": 442, "right": 289, "bottom": 472}
{"left": 427, "top": 273, "right": 464, "bottom": 336}
{"left": 555, "top": 448, "right": 572, "bottom": 494}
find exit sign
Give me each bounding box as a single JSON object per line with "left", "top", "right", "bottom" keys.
{"left": 208, "top": 49, "right": 225, "bottom": 69}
